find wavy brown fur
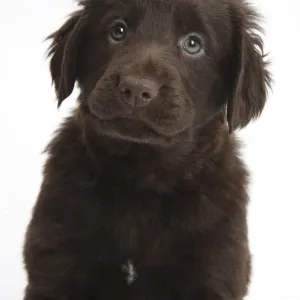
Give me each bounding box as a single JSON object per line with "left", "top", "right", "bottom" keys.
{"left": 23, "top": 0, "right": 271, "bottom": 300}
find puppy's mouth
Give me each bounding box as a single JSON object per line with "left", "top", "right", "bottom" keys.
{"left": 83, "top": 77, "right": 195, "bottom": 144}
{"left": 90, "top": 108, "right": 186, "bottom": 141}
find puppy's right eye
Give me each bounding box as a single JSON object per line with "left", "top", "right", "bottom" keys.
{"left": 109, "top": 20, "right": 128, "bottom": 43}
{"left": 180, "top": 33, "right": 205, "bottom": 56}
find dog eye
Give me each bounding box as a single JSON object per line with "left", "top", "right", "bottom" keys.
{"left": 181, "top": 34, "right": 204, "bottom": 55}
{"left": 109, "top": 20, "right": 128, "bottom": 43}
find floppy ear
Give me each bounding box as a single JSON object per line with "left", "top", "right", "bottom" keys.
{"left": 47, "top": 10, "right": 87, "bottom": 107}
{"left": 227, "top": 3, "right": 271, "bottom": 132}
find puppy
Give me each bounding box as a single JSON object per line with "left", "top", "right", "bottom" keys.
{"left": 23, "top": 0, "right": 271, "bottom": 300}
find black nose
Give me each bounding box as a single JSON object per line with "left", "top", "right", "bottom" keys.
{"left": 119, "top": 75, "right": 159, "bottom": 108}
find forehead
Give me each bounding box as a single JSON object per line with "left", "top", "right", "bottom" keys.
{"left": 83, "top": 0, "right": 230, "bottom": 23}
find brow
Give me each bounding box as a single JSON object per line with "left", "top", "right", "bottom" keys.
{"left": 82, "top": 0, "right": 132, "bottom": 9}
{"left": 176, "top": 1, "right": 209, "bottom": 35}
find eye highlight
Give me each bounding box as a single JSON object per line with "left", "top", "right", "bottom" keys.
{"left": 180, "top": 33, "right": 205, "bottom": 56}
{"left": 108, "top": 19, "right": 128, "bottom": 43}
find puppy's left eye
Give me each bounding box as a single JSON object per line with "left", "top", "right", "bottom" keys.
{"left": 109, "top": 20, "right": 128, "bottom": 43}
{"left": 181, "top": 34, "right": 204, "bottom": 55}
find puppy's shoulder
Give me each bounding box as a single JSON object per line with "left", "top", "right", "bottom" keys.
{"left": 42, "top": 111, "right": 97, "bottom": 184}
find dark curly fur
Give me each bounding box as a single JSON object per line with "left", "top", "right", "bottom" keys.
{"left": 23, "top": 0, "right": 271, "bottom": 300}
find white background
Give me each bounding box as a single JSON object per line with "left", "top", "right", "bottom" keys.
{"left": 0, "top": 0, "right": 299, "bottom": 299}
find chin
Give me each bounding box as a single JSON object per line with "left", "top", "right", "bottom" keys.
{"left": 81, "top": 105, "right": 192, "bottom": 147}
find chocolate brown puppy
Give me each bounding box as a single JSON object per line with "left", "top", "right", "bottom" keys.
{"left": 23, "top": 0, "right": 271, "bottom": 299}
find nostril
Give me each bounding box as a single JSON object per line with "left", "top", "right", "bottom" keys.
{"left": 120, "top": 87, "right": 131, "bottom": 97}
{"left": 141, "top": 91, "right": 151, "bottom": 101}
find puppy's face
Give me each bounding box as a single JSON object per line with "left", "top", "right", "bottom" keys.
{"left": 48, "top": 0, "right": 271, "bottom": 145}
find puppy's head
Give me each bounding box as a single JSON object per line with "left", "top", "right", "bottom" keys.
{"left": 48, "top": 0, "right": 271, "bottom": 145}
